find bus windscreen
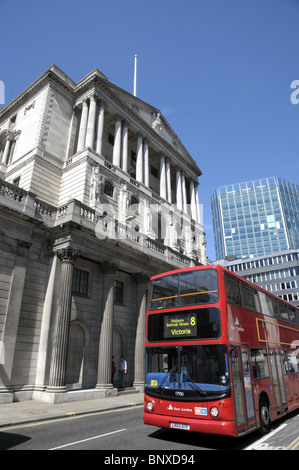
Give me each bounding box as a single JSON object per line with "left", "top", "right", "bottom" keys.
{"left": 145, "top": 344, "right": 230, "bottom": 399}
{"left": 149, "top": 269, "right": 219, "bottom": 310}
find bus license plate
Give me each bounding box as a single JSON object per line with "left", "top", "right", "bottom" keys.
{"left": 170, "top": 422, "right": 190, "bottom": 430}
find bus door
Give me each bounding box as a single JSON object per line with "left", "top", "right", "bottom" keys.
{"left": 269, "top": 349, "right": 287, "bottom": 412}
{"left": 231, "top": 346, "right": 256, "bottom": 434}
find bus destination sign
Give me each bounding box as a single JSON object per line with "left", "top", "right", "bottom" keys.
{"left": 163, "top": 312, "right": 197, "bottom": 338}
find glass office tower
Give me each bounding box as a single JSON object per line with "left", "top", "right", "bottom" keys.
{"left": 211, "top": 177, "right": 299, "bottom": 260}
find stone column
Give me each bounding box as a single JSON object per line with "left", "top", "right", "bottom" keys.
{"left": 190, "top": 180, "right": 197, "bottom": 221}
{"left": 112, "top": 115, "right": 122, "bottom": 167}
{"left": 85, "top": 96, "right": 97, "bottom": 149}
{"left": 96, "top": 101, "right": 105, "bottom": 155}
{"left": 176, "top": 168, "right": 183, "bottom": 211}
{"left": 1, "top": 138, "right": 11, "bottom": 164}
{"left": 121, "top": 121, "right": 128, "bottom": 172}
{"left": 133, "top": 273, "right": 149, "bottom": 391}
{"left": 195, "top": 183, "right": 201, "bottom": 223}
{"left": 35, "top": 254, "right": 59, "bottom": 392}
{"left": 0, "top": 241, "right": 31, "bottom": 400}
{"left": 166, "top": 158, "right": 172, "bottom": 203}
{"left": 143, "top": 138, "right": 149, "bottom": 187}
{"left": 77, "top": 100, "right": 88, "bottom": 152}
{"left": 66, "top": 108, "right": 78, "bottom": 158}
{"left": 182, "top": 173, "right": 187, "bottom": 214}
{"left": 136, "top": 133, "right": 143, "bottom": 183}
{"left": 96, "top": 262, "right": 118, "bottom": 392}
{"left": 47, "top": 247, "right": 79, "bottom": 393}
{"left": 160, "top": 155, "right": 167, "bottom": 200}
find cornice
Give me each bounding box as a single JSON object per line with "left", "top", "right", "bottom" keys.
{"left": 0, "top": 65, "right": 75, "bottom": 121}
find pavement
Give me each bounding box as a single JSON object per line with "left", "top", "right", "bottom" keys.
{"left": 0, "top": 390, "right": 144, "bottom": 428}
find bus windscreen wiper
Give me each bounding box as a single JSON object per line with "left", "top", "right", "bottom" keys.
{"left": 182, "top": 372, "right": 207, "bottom": 396}
{"left": 157, "top": 369, "right": 175, "bottom": 392}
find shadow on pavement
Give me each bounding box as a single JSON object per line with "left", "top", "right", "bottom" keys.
{"left": 0, "top": 431, "right": 31, "bottom": 450}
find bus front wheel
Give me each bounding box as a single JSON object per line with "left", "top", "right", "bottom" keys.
{"left": 258, "top": 397, "right": 271, "bottom": 435}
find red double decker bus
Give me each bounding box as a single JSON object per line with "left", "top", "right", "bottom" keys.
{"left": 143, "top": 264, "right": 299, "bottom": 437}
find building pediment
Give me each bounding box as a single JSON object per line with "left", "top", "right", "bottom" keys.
{"left": 103, "top": 81, "right": 202, "bottom": 176}
{"left": 72, "top": 68, "right": 201, "bottom": 177}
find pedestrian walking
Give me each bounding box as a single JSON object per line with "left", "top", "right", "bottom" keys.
{"left": 118, "top": 356, "right": 127, "bottom": 389}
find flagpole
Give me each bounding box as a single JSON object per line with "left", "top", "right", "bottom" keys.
{"left": 134, "top": 54, "right": 137, "bottom": 97}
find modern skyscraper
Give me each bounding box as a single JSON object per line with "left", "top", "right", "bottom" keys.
{"left": 211, "top": 177, "right": 299, "bottom": 260}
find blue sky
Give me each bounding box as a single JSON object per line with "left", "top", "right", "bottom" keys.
{"left": 1, "top": 0, "right": 299, "bottom": 261}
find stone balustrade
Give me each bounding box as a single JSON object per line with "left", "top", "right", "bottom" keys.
{"left": 0, "top": 177, "right": 202, "bottom": 265}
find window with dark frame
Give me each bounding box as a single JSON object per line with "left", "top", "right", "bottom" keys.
{"left": 114, "top": 280, "right": 124, "bottom": 304}
{"left": 72, "top": 268, "right": 89, "bottom": 295}
{"left": 108, "top": 133, "right": 114, "bottom": 145}
{"left": 13, "top": 176, "right": 20, "bottom": 187}
{"left": 104, "top": 180, "right": 114, "bottom": 197}
{"left": 151, "top": 165, "right": 158, "bottom": 178}
{"left": 131, "top": 150, "right": 136, "bottom": 163}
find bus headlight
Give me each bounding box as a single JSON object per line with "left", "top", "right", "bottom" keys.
{"left": 210, "top": 406, "right": 219, "bottom": 417}
{"left": 147, "top": 401, "right": 154, "bottom": 411}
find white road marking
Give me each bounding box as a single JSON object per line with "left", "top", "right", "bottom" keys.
{"left": 49, "top": 428, "right": 126, "bottom": 450}
{"left": 244, "top": 423, "right": 288, "bottom": 450}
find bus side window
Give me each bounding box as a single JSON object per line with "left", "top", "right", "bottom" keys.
{"left": 278, "top": 302, "right": 290, "bottom": 322}
{"left": 258, "top": 292, "right": 275, "bottom": 317}
{"left": 278, "top": 303, "right": 299, "bottom": 325}
{"left": 225, "top": 275, "right": 243, "bottom": 307}
{"left": 290, "top": 308, "right": 299, "bottom": 326}
{"left": 282, "top": 350, "right": 298, "bottom": 374}
{"left": 251, "top": 349, "right": 270, "bottom": 379}
{"left": 241, "top": 284, "right": 260, "bottom": 312}
{"left": 271, "top": 298, "right": 280, "bottom": 318}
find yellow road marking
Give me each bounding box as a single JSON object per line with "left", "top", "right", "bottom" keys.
{"left": 286, "top": 436, "right": 299, "bottom": 450}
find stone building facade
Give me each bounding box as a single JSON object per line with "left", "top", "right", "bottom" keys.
{"left": 0, "top": 65, "right": 207, "bottom": 403}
